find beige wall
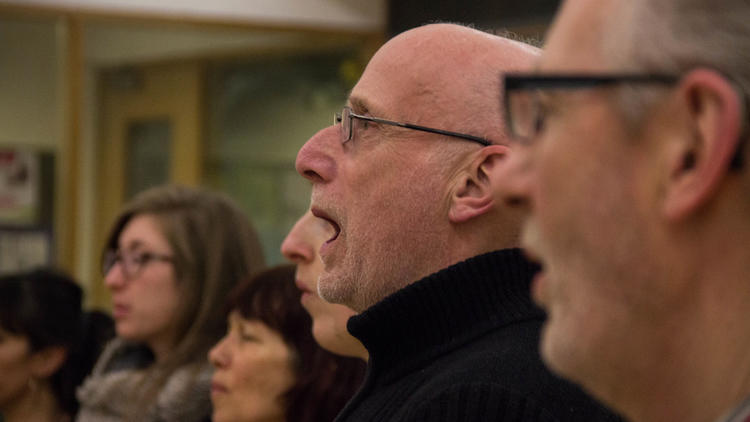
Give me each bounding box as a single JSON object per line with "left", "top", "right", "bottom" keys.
{"left": 0, "top": 8, "right": 381, "bottom": 304}
{"left": 0, "top": 18, "right": 61, "bottom": 150}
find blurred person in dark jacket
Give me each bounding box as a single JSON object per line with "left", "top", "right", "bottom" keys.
{"left": 0, "top": 269, "right": 113, "bottom": 422}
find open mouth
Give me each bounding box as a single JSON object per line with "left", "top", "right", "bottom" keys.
{"left": 210, "top": 379, "right": 228, "bottom": 394}
{"left": 522, "top": 247, "right": 542, "bottom": 266}
{"left": 521, "top": 246, "right": 546, "bottom": 274}
{"left": 311, "top": 207, "right": 341, "bottom": 244}
{"left": 520, "top": 244, "right": 549, "bottom": 305}
{"left": 112, "top": 303, "right": 130, "bottom": 319}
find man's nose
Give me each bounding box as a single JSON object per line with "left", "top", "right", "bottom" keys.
{"left": 296, "top": 126, "right": 339, "bottom": 184}
{"left": 495, "top": 144, "right": 536, "bottom": 211}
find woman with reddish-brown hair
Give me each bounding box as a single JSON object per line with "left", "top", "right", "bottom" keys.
{"left": 209, "top": 265, "right": 365, "bottom": 422}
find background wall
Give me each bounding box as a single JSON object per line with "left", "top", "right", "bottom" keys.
{"left": 0, "top": 18, "right": 61, "bottom": 150}
{"left": 0, "top": 0, "right": 559, "bottom": 307}
{"left": 0, "top": 8, "right": 381, "bottom": 304}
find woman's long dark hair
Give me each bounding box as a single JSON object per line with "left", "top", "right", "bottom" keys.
{"left": 0, "top": 268, "right": 114, "bottom": 416}
{"left": 228, "top": 265, "right": 366, "bottom": 422}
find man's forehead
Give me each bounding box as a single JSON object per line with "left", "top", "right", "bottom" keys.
{"left": 347, "top": 67, "right": 413, "bottom": 119}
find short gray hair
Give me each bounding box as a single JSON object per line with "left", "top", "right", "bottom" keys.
{"left": 606, "top": 0, "right": 750, "bottom": 134}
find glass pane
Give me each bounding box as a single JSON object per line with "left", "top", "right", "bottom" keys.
{"left": 126, "top": 119, "right": 171, "bottom": 199}
{"left": 206, "top": 51, "right": 361, "bottom": 264}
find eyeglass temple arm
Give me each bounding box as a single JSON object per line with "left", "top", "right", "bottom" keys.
{"left": 360, "top": 115, "right": 492, "bottom": 146}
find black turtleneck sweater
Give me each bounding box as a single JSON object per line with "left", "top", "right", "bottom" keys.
{"left": 334, "top": 249, "right": 623, "bottom": 422}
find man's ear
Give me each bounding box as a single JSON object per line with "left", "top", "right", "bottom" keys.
{"left": 449, "top": 145, "right": 510, "bottom": 223}
{"left": 663, "top": 69, "right": 745, "bottom": 220}
{"left": 30, "top": 346, "right": 68, "bottom": 378}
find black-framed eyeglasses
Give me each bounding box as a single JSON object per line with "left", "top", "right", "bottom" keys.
{"left": 334, "top": 106, "right": 492, "bottom": 146}
{"left": 502, "top": 73, "right": 679, "bottom": 143}
{"left": 502, "top": 72, "right": 747, "bottom": 169}
{"left": 102, "top": 249, "right": 173, "bottom": 279}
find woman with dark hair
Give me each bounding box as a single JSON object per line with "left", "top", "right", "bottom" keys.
{"left": 209, "top": 265, "right": 366, "bottom": 422}
{"left": 0, "top": 269, "right": 114, "bottom": 422}
{"left": 76, "top": 184, "right": 266, "bottom": 422}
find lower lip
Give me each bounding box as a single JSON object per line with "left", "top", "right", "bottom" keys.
{"left": 530, "top": 271, "right": 546, "bottom": 306}
{"left": 112, "top": 305, "right": 129, "bottom": 319}
{"left": 211, "top": 385, "right": 228, "bottom": 395}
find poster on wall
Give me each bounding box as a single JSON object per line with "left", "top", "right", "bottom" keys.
{"left": 0, "top": 148, "right": 39, "bottom": 225}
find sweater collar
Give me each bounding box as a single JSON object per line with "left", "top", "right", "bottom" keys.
{"left": 348, "top": 248, "right": 543, "bottom": 374}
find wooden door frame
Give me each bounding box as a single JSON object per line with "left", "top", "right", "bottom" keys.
{"left": 90, "top": 61, "right": 204, "bottom": 307}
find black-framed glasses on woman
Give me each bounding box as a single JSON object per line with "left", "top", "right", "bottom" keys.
{"left": 334, "top": 106, "right": 492, "bottom": 146}
{"left": 102, "top": 249, "right": 173, "bottom": 279}
{"left": 501, "top": 73, "right": 679, "bottom": 143}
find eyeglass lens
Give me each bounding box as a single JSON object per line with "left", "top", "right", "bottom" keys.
{"left": 507, "top": 90, "right": 538, "bottom": 140}
{"left": 101, "top": 251, "right": 138, "bottom": 278}
{"left": 341, "top": 107, "right": 351, "bottom": 143}
{"left": 102, "top": 250, "right": 118, "bottom": 276}
{"left": 333, "top": 108, "right": 352, "bottom": 143}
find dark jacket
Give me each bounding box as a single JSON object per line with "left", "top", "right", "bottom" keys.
{"left": 335, "top": 249, "right": 624, "bottom": 422}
